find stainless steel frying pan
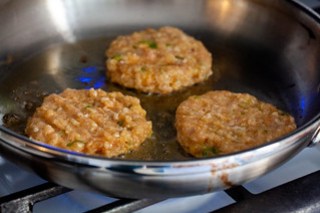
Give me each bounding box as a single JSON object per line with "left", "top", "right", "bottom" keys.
{"left": 0, "top": 0, "right": 319, "bottom": 199}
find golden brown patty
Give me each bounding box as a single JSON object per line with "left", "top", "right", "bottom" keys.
{"left": 25, "top": 88, "right": 152, "bottom": 157}
{"left": 175, "top": 91, "right": 297, "bottom": 157}
{"left": 106, "top": 26, "right": 212, "bottom": 94}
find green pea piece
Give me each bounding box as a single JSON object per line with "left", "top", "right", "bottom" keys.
{"left": 202, "top": 146, "right": 220, "bottom": 157}
{"left": 138, "top": 40, "right": 158, "bottom": 49}
{"left": 111, "top": 54, "right": 123, "bottom": 61}
{"left": 117, "top": 120, "right": 125, "bottom": 127}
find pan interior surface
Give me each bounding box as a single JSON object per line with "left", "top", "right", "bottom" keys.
{"left": 0, "top": 0, "right": 319, "bottom": 161}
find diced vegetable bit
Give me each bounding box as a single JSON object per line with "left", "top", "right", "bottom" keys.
{"left": 140, "top": 66, "right": 147, "bottom": 72}
{"left": 67, "top": 140, "right": 86, "bottom": 147}
{"left": 202, "top": 146, "right": 220, "bottom": 157}
{"left": 111, "top": 54, "right": 123, "bottom": 61}
{"left": 138, "top": 40, "right": 158, "bottom": 49}
{"left": 58, "top": 130, "right": 66, "bottom": 136}
{"left": 148, "top": 42, "right": 157, "bottom": 49}
{"left": 84, "top": 104, "right": 93, "bottom": 109}
{"left": 117, "top": 120, "right": 125, "bottom": 127}
{"left": 175, "top": 55, "right": 184, "bottom": 60}
{"left": 239, "top": 100, "right": 252, "bottom": 109}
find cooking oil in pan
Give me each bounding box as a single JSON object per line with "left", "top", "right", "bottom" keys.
{"left": 0, "top": 37, "right": 222, "bottom": 161}
{"left": 0, "top": 35, "right": 292, "bottom": 161}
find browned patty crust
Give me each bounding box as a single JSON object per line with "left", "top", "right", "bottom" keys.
{"left": 106, "top": 26, "right": 212, "bottom": 94}
{"left": 25, "top": 88, "right": 152, "bottom": 157}
{"left": 175, "top": 91, "right": 297, "bottom": 157}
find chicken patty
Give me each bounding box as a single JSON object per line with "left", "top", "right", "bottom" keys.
{"left": 25, "top": 88, "right": 152, "bottom": 157}
{"left": 175, "top": 91, "right": 297, "bottom": 157}
{"left": 106, "top": 26, "right": 212, "bottom": 94}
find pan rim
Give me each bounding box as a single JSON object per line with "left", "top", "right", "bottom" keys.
{"left": 0, "top": 0, "right": 319, "bottom": 168}
{"left": 0, "top": 111, "right": 318, "bottom": 167}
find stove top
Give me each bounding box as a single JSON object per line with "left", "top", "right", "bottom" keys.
{"left": 1, "top": 0, "right": 320, "bottom": 212}
{"left": 2, "top": 145, "right": 320, "bottom": 212}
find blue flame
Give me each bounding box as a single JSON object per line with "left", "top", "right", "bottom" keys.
{"left": 78, "top": 76, "right": 92, "bottom": 83}
{"left": 93, "top": 76, "right": 106, "bottom": 89}
{"left": 82, "top": 66, "right": 97, "bottom": 73}
{"left": 299, "top": 97, "right": 306, "bottom": 111}
{"left": 76, "top": 66, "right": 106, "bottom": 89}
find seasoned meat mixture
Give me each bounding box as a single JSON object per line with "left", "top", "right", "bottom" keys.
{"left": 175, "top": 91, "right": 297, "bottom": 157}
{"left": 106, "top": 26, "right": 212, "bottom": 94}
{"left": 25, "top": 88, "right": 152, "bottom": 157}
